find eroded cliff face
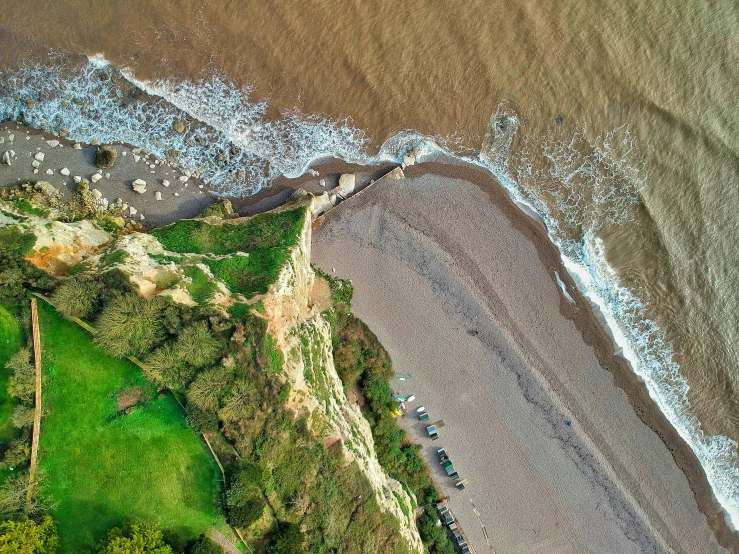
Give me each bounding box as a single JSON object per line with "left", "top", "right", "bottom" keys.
{"left": 263, "top": 198, "right": 424, "bottom": 553}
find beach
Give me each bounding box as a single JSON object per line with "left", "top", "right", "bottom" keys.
{"left": 0, "top": 123, "right": 212, "bottom": 227}
{"left": 311, "top": 163, "right": 738, "bottom": 553}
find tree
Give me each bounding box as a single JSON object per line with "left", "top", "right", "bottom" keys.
{"left": 95, "top": 294, "right": 166, "bottom": 357}
{"left": 97, "top": 521, "right": 173, "bottom": 554}
{"left": 12, "top": 406, "right": 34, "bottom": 429}
{"left": 52, "top": 278, "right": 104, "bottom": 319}
{"left": 186, "top": 367, "right": 229, "bottom": 411}
{"left": 175, "top": 322, "right": 221, "bottom": 369}
{"left": 6, "top": 349, "right": 35, "bottom": 404}
{"left": 1, "top": 440, "right": 30, "bottom": 469}
{"left": 218, "top": 379, "right": 257, "bottom": 422}
{"left": 0, "top": 516, "right": 58, "bottom": 554}
{"left": 264, "top": 523, "right": 303, "bottom": 554}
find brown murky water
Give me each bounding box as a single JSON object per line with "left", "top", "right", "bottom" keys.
{"left": 1, "top": 0, "right": 738, "bottom": 516}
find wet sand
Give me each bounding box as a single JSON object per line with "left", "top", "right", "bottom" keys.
{"left": 0, "top": 123, "right": 212, "bottom": 227}
{"left": 311, "top": 165, "right": 738, "bottom": 553}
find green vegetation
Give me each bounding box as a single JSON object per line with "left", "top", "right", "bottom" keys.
{"left": 98, "top": 248, "right": 128, "bottom": 269}
{"left": 0, "top": 516, "right": 58, "bottom": 553}
{"left": 151, "top": 207, "right": 307, "bottom": 299}
{"left": 0, "top": 227, "right": 36, "bottom": 258}
{"left": 97, "top": 521, "right": 171, "bottom": 554}
{"left": 151, "top": 207, "right": 306, "bottom": 255}
{"left": 37, "top": 302, "right": 223, "bottom": 553}
{"left": 202, "top": 249, "right": 290, "bottom": 297}
{"left": 11, "top": 199, "right": 46, "bottom": 218}
{"left": 0, "top": 305, "right": 25, "bottom": 482}
{"left": 182, "top": 266, "right": 216, "bottom": 305}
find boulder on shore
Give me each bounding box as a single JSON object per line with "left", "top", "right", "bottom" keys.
{"left": 132, "top": 179, "right": 147, "bottom": 194}
{"left": 95, "top": 145, "right": 117, "bottom": 169}
{"left": 2, "top": 152, "right": 10, "bottom": 166}
{"left": 387, "top": 167, "right": 405, "bottom": 180}
{"left": 337, "top": 173, "right": 356, "bottom": 195}
{"left": 173, "top": 121, "right": 186, "bottom": 134}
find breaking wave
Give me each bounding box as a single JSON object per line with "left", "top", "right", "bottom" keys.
{"left": 2, "top": 55, "right": 738, "bottom": 528}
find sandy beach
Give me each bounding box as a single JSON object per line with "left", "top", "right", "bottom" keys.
{"left": 311, "top": 164, "right": 738, "bottom": 554}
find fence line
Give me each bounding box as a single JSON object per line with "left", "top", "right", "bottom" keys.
{"left": 26, "top": 298, "right": 42, "bottom": 506}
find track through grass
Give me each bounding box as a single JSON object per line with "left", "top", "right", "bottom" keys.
{"left": 37, "top": 302, "right": 223, "bottom": 552}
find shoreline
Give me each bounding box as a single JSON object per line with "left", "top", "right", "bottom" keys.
{"left": 2, "top": 123, "right": 736, "bottom": 550}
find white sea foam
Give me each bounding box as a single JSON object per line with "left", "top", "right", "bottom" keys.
{"left": 3, "top": 55, "right": 738, "bottom": 528}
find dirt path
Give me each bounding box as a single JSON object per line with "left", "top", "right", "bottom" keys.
{"left": 208, "top": 528, "right": 244, "bottom": 554}
{"left": 27, "top": 297, "right": 42, "bottom": 505}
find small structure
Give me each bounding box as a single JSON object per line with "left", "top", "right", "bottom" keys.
{"left": 426, "top": 424, "right": 439, "bottom": 440}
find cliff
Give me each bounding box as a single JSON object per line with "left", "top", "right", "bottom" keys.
{"left": 263, "top": 197, "right": 424, "bottom": 552}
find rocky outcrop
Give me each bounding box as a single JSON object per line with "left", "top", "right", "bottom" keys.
{"left": 262, "top": 197, "right": 424, "bottom": 553}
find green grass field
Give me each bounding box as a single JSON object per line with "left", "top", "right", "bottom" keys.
{"left": 37, "top": 301, "right": 224, "bottom": 552}
{"left": 0, "top": 304, "right": 24, "bottom": 483}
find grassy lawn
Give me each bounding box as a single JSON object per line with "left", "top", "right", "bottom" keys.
{"left": 37, "top": 301, "right": 224, "bottom": 552}
{"left": 0, "top": 304, "right": 24, "bottom": 483}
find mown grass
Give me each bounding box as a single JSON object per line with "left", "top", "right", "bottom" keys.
{"left": 37, "top": 302, "right": 223, "bottom": 553}
{"left": 182, "top": 266, "right": 216, "bottom": 305}
{"left": 151, "top": 207, "right": 306, "bottom": 255}
{"left": 0, "top": 304, "right": 24, "bottom": 483}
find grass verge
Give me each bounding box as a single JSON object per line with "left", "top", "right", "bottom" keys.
{"left": 0, "top": 304, "right": 24, "bottom": 483}
{"left": 37, "top": 301, "right": 224, "bottom": 553}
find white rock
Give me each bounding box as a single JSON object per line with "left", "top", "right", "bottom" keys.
{"left": 34, "top": 152, "right": 45, "bottom": 162}
{"left": 73, "top": 176, "right": 81, "bottom": 183}
{"left": 162, "top": 179, "right": 170, "bottom": 187}
{"left": 319, "top": 179, "right": 326, "bottom": 187}
{"left": 121, "top": 203, "right": 128, "bottom": 211}
{"left": 0, "top": 138, "right": 4, "bottom": 144}
{"left": 387, "top": 167, "right": 405, "bottom": 180}
{"left": 105, "top": 173, "right": 110, "bottom": 179}
{"left": 150, "top": 171, "right": 155, "bottom": 174}
{"left": 140, "top": 214, "right": 145, "bottom": 221}
{"left": 46, "top": 140, "right": 60, "bottom": 148}
{"left": 33, "top": 169, "right": 38, "bottom": 174}
{"left": 129, "top": 206, "right": 137, "bottom": 216}
{"left": 73, "top": 143, "right": 82, "bottom": 150}
{"left": 149, "top": 164, "right": 155, "bottom": 169}
{"left": 91, "top": 173, "right": 102, "bottom": 183}
{"left": 31, "top": 160, "right": 40, "bottom": 169}
{"left": 9, "top": 150, "right": 15, "bottom": 158}
{"left": 133, "top": 155, "right": 141, "bottom": 163}
{"left": 7, "top": 134, "right": 14, "bottom": 142}
{"left": 338, "top": 173, "right": 356, "bottom": 195}
{"left": 155, "top": 191, "right": 162, "bottom": 201}
{"left": 101, "top": 198, "right": 109, "bottom": 209}
{"left": 25, "top": 136, "right": 30, "bottom": 141}
{"left": 178, "top": 175, "right": 188, "bottom": 182}
{"left": 198, "top": 184, "right": 203, "bottom": 189}
{"left": 174, "top": 192, "right": 180, "bottom": 197}
{"left": 121, "top": 151, "right": 127, "bottom": 156}
{"left": 329, "top": 194, "right": 337, "bottom": 205}
{"left": 45, "top": 168, "right": 53, "bottom": 175}
{"left": 60, "top": 167, "right": 70, "bottom": 176}
{"left": 132, "top": 147, "right": 141, "bottom": 154}
{"left": 308, "top": 168, "right": 319, "bottom": 177}
{"left": 132, "top": 179, "right": 147, "bottom": 193}
{"left": 2, "top": 152, "right": 10, "bottom": 166}
{"left": 91, "top": 189, "right": 102, "bottom": 200}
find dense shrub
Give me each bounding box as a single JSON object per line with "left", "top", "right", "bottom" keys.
{"left": 6, "top": 348, "right": 35, "bottom": 404}
{"left": 52, "top": 277, "right": 104, "bottom": 319}
{"left": 95, "top": 145, "right": 117, "bottom": 169}
{"left": 95, "top": 294, "right": 167, "bottom": 357}
{"left": 97, "top": 521, "right": 172, "bottom": 554}
{"left": 0, "top": 516, "right": 58, "bottom": 553}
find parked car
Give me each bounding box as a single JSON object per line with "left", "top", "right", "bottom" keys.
{"left": 426, "top": 424, "right": 439, "bottom": 440}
